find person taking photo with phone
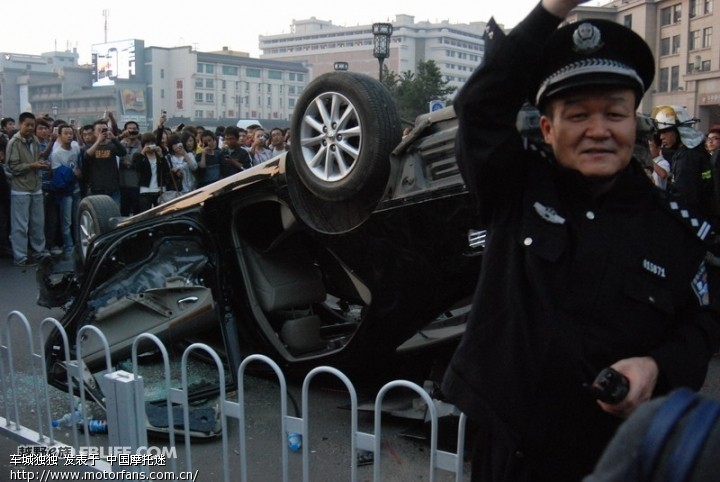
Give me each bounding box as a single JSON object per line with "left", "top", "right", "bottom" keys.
{"left": 82, "top": 118, "right": 126, "bottom": 206}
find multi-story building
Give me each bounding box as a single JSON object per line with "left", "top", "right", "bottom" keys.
{"left": 1, "top": 43, "right": 308, "bottom": 130}
{"left": 258, "top": 15, "right": 487, "bottom": 98}
{"left": 0, "top": 49, "right": 87, "bottom": 121}
{"left": 570, "top": 0, "right": 720, "bottom": 129}
{"left": 145, "top": 46, "right": 309, "bottom": 128}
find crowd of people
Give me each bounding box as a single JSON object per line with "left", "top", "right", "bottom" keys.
{"left": 0, "top": 111, "right": 290, "bottom": 266}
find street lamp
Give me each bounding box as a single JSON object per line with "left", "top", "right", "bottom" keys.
{"left": 51, "top": 104, "right": 58, "bottom": 118}
{"left": 372, "top": 22, "right": 393, "bottom": 82}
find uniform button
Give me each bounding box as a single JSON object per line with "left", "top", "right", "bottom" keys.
{"left": 523, "top": 237, "right": 533, "bottom": 246}
{"left": 586, "top": 211, "right": 595, "bottom": 220}
{"left": 648, "top": 296, "right": 655, "bottom": 304}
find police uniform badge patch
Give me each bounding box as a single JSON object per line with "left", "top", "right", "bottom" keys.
{"left": 572, "top": 23, "right": 604, "bottom": 54}
{"left": 692, "top": 262, "right": 710, "bottom": 306}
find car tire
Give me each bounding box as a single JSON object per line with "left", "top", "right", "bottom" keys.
{"left": 76, "top": 195, "right": 120, "bottom": 263}
{"left": 290, "top": 72, "right": 401, "bottom": 203}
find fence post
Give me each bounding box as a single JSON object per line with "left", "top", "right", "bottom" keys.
{"left": 104, "top": 370, "right": 147, "bottom": 472}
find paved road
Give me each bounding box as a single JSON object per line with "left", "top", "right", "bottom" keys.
{"left": 0, "top": 256, "right": 470, "bottom": 481}
{"left": 1, "top": 255, "right": 718, "bottom": 481}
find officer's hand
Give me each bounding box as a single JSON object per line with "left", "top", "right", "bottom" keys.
{"left": 598, "top": 356, "right": 658, "bottom": 418}
{"left": 542, "top": 0, "right": 593, "bottom": 18}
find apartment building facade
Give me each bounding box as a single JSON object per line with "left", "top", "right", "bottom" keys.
{"left": 145, "top": 46, "right": 309, "bottom": 128}
{"left": 258, "top": 15, "right": 487, "bottom": 97}
{"left": 1, "top": 45, "right": 308, "bottom": 130}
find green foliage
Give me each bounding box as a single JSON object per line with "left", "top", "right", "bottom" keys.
{"left": 381, "top": 59, "right": 455, "bottom": 123}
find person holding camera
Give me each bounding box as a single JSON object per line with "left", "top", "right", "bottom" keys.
{"left": 441, "top": 1, "right": 720, "bottom": 481}
{"left": 219, "top": 126, "right": 252, "bottom": 178}
{"left": 118, "top": 121, "right": 142, "bottom": 216}
{"left": 82, "top": 119, "right": 126, "bottom": 206}
{"left": 134, "top": 133, "right": 171, "bottom": 212}
{"left": 166, "top": 133, "right": 198, "bottom": 194}
{"left": 196, "top": 131, "right": 222, "bottom": 187}
{"left": 249, "top": 128, "right": 273, "bottom": 166}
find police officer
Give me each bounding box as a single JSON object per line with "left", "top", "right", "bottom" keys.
{"left": 441, "top": 1, "right": 720, "bottom": 481}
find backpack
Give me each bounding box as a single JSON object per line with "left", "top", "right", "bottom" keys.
{"left": 586, "top": 388, "right": 720, "bottom": 482}
{"left": 51, "top": 165, "right": 76, "bottom": 196}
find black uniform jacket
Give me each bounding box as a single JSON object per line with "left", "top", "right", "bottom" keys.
{"left": 442, "top": 4, "right": 720, "bottom": 459}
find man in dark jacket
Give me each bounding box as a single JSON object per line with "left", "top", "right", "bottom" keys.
{"left": 653, "top": 105, "right": 713, "bottom": 219}
{"left": 441, "top": 1, "right": 720, "bottom": 481}
{"left": 83, "top": 120, "right": 126, "bottom": 205}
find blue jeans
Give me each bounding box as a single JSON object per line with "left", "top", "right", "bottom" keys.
{"left": 58, "top": 193, "right": 79, "bottom": 252}
{"left": 11, "top": 191, "right": 45, "bottom": 262}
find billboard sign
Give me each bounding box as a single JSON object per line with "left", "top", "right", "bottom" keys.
{"left": 92, "top": 40, "right": 137, "bottom": 87}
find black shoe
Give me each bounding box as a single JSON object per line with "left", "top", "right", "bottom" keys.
{"left": 14, "top": 257, "right": 38, "bottom": 267}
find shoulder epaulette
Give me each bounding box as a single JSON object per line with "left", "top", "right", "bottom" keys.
{"left": 656, "top": 190, "right": 713, "bottom": 242}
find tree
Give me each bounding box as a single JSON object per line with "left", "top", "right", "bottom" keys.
{"left": 382, "top": 60, "right": 455, "bottom": 123}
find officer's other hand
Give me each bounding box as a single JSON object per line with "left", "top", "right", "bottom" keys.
{"left": 597, "top": 356, "right": 658, "bottom": 418}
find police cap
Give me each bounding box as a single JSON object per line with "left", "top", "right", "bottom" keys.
{"left": 530, "top": 19, "right": 654, "bottom": 109}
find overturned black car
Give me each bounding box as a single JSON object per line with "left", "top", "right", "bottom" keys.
{"left": 38, "top": 73, "right": 483, "bottom": 402}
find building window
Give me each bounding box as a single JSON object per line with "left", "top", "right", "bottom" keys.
{"left": 704, "top": 59, "right": 712, "bottom": 71}
{"left": 673, "top": 4, "right": 682, "bottom": 22}
{"left": 691, "top": 0, "right": 701, "bottom": 17}
{"left": 205, "top": 64, "right": 214, "bottom": 74}
{"left": 206, "top": 79, "right": 214, "bottom": 89}
{"left": 195, "top": 93, "right": 203, "bottom": 102}
{"left": 705, "top": 0, "right": 713, "bottom": 14}
{"left": 690, "top": 30, "right": 701, "bottom": 50}
{"left": 246, "top": 68, "right": 261, "bottom": 78}
{"left": 206, "top": 93, "right": 214, "bottom": 103}
{"left": 197, "top": 63, "right": 204, "bottom": 73}
{"left": 661, "top": 7, "right": 671, "bottom": 25}
{"left": 624, "top": 14, "right": 632, "bottom": 28}
{"left": 659, "top": 67, "right": 669, "bottom": 92}
{"left": 703, "top": 27, "right": 713, "bottom": 48}
{"left": 289, "top": 98, "right": 296, "bottom": 108}
{"left": 195, "top": 111, "right": 204, "bottom": 118}
{"left": 161, "top": 89, "right": 165, "bottom": 99}
{"left": 222, "top": 66, "right": 238, "bottom": 76}
{"left": 673, "top": 35, "right": 681, "bottom": 54}
{"left": 661, "top": 4, "right": 682, "bottom": 25}
{"left": 268, "top": 70, "right": 282, "bottom": 80}
{"left": 195, "top": 79, "right": 204, "bottom": 88}
{"left": 222, "top": 80, "right": 226, "bottom": 90}
{"left": 160, "top": 69, "right": 165, "bottom": 79}
{"left": 660, "top": 38, "right": 671, "bottom": 56}
{"left": 670, "top": 65, "right": 680, "bottom": 91}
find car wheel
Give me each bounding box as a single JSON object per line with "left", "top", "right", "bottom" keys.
{"left": 290, "top": 72, "right": 401, "bottom": 202}
{"left": 76, "top": 195, "right": 120, "bottom": 262}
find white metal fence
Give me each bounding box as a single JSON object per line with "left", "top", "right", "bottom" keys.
{"left": 0, "top": 310, "right": 468, "bottom": 481}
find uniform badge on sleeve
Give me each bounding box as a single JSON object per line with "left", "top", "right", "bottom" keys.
{"left": 691, "top": 262, "right": 710, "bottom": 306}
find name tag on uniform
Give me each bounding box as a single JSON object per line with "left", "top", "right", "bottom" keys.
{"left": 642, "top": 259, "right": 666, "bottom": 279}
